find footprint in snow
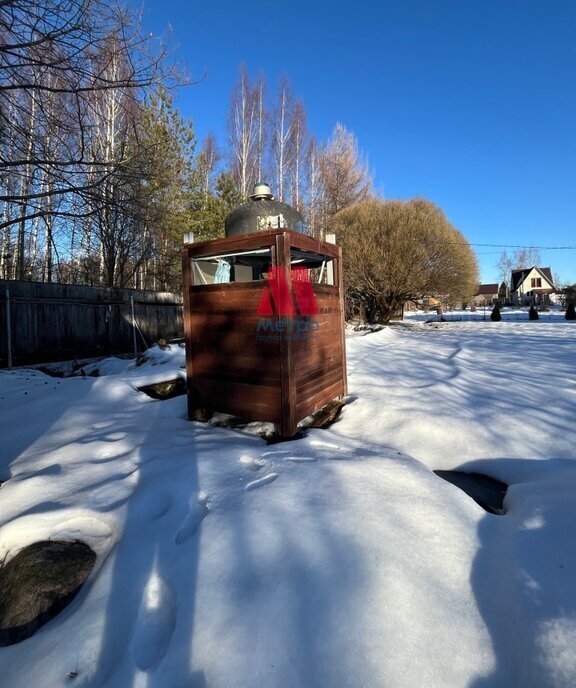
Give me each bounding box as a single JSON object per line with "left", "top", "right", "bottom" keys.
{"left": 261, "top": 450, "right": 316, "bottom": 463}
{"left": 282, "top": 456, "right": 317, "bottom": 462}
{"left": 132, "top": 489, "right": 173, "bottom": 521}
{"left": 91, "top": 421, "right": 115, "bottom": 431}
{"left": 245, "top": 473, "right": 279, "bottom": 491}
{"left": 102, "top": 431, "right": 127, "bottom": 442}
{"left": 239, "top": 455, "right": 266, "bottom": 471}
{"left": 261, "top": 450, "right": 291, "bottom": 459}
{"left": 132, "top": 572, "right": 177, "bottom": 670}
{"left": 174, "top": 493, "right": 209, "bottom": 544}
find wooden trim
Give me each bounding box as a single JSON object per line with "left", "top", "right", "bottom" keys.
{"left": 276, "top": 232, "right": 297, "bottom": 436}
{"left": 182, "top": 247, "right": 198, "bottom": 419}
{"left": 184, "top": 229, "right": 341, "bottom": 261}
{"left": 335, "top": 244, "right": 348, "bottom": 396}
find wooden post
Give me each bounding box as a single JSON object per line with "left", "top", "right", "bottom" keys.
{"left": 130, "top": 295, "right": 138, "bottom": 359}
{"left": 335, "top": 247, "right": 348, "bottom": 396}
{"left": 276, "top": 232, "right": 297, "bottom": 437}
{"left": 182, "top": 247, "right": 197, "bottom": 420}
{"left": 5, "top": 288, "right": 12, "bottom": 369}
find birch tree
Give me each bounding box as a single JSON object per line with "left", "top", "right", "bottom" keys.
{"left": 270, "top": 76, "right": 295, "bottom": 202}
{"left": 304, "top": 136, "right": 324, "bottom": 238}
{"left": 289, "top": 100, "right": 307, "bottom": 212}
{"left": 227, "top": 65, "right": 258, "bottom": 199}
{"left": 254, "top": 74, "right": 267, "bottom": 183}
{"left": 196, "top": 134, "right": 221, "bottom": 204}
{"left": 0, "top": 0, "right": 176, "bottom": 281}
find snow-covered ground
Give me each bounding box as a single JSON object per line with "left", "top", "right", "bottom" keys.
{"left": 1, "top": 321, "right": 576, "bottom": 687}
{"left": 404, "top": 305, "right": 570, "bottom": 323}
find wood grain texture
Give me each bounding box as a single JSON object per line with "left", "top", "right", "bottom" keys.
{"left": 0, "top": 280, "right": 183, "bottom": 367}
{"left": 183, "top": 230, "right": 347, "bottom": 436}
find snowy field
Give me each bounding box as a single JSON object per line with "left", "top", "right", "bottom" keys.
{"left": 1, "top": 320, "right": 576, "bottom": 687}
{"left": 404, "top": 305, "right": 569, "bottom": 323}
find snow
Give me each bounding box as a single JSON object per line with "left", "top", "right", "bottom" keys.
{"left": 0, "top": 323, "right": 575, "bottom": 687}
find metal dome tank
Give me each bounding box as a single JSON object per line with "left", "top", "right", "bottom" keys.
{"left": 224, "top": 182, "right": 306, "bottom": 238}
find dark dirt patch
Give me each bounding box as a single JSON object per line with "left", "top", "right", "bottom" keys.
{"left": 434, "top": 470, "right": 508, "bottom": 515}
{"left": 137, "top": 378, "right": 187, "bottom": 400}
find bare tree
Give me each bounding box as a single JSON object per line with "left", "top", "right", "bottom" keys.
{"left": 270, "top": 76, "right": 296, "bottom": 202}
{"left": 319, "top": 123, "right": 372, "bottom": 216}
{"left": 0, "top": 0, "right": 177, "bottom": 281}
{"left": 304, "top": 135, "right": 324, "bottom": 238}
{"left": 495, "top": 251, "right": 513, "bottom": 285}
{"left": 254, "top": 74, "right": 266, "bottom": 183}
{"left": 227, "top": 65, "right": 258, "bottom": 199}
{"left": 289, "top": 99, "right": 306, "bottom": 212}
{"left": 196, "top": 134, "right": 221, "bottom": 204}
{"left": 496, "top": 246, "right": 542, "bottom": 285}
{"left": 513, "top": 246, "right": 541, "bottom": 269}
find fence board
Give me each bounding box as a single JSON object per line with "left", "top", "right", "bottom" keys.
{"left": 0, "top": 280, "right": 183, "bottom": 367}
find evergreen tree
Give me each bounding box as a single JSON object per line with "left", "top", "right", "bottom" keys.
{"left": 189, "top": 171, "right": 243, "bottom": 243}
{"left": 135, "top": 88, "right": 197, "bottom": 290}
{"left": 490, "top": 304, "right": 502, "bottom": 321}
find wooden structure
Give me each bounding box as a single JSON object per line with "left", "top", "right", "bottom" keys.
{"left": 0, "top": 280, "right": 183, "bottom": 367}
{"left": 182, "top": 228, "right": 347, "bottom": 436}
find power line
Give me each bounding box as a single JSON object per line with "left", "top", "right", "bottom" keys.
{"left": 468, "top": 243, "right": 576, "bottom": 250}
{"left": 434, "top": 241, "right": 576, "bottom": 250}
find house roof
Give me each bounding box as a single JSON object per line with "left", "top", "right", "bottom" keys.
{"left": 476, "top": 283, "right": 499, "bottom": 295}
{"left": 511, "top": 266, "right": 555, "bottom": 291}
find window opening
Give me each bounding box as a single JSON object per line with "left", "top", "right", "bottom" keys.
{"left": 289, "top": 248, "right": 335, "bottom": 286}
{"left": 191, "top": 248, "right": 272, "bottom": 285}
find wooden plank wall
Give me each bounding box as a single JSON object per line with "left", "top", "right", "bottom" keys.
{"left": 0, "top": 280, "right": 183, "bottom": 367}
{"left": 185, "top": 281, "right": 282, "bottom": 422}
{"left": 184, "top": 282, "right": 347, "bottom": 431}
{"left": 294, "top": 285, "right": 347, "bottom": 421}
{"left": 183, "top": 230, "right": 347, "bottom": 436}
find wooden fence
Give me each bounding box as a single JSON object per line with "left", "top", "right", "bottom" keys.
{"left": 0, "top": 280, "right": 183, "bottom": 367}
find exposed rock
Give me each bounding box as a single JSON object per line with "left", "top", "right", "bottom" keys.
{"left": 0, "top": 540, "right": 96, "bottom": 646}
{"left": 137, "top": 378, "right": 187, "bottom": 400}
{"left": 308, "top": 398, "right": 345, "bottom": 429}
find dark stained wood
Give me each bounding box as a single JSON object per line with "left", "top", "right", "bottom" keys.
{"left": 335, "top": 245, "right": 349, "bottom": 397}
{"left": 0, "top": 280, "right": 183, "bottom": 367}
{"left": 183, "top": 229, "right": 347, "bottom": 436}
{"left": 191, "top": 378, "right": 281, "bottom": 421}
{"left": 276, "top": 232, "right": 297, "bottom": 437}
{"left": 296, "top": 380, "right": 346, "bottom": 421}
{"left": 184, "top": 228, "right": 341, "bottom": 261}
{"left": 182, "top": 249, "right": 197, "bottom": 419}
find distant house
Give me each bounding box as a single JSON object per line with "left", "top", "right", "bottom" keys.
{"left": 422, "top": 295, "right": 441, "bottom": 308}
{"left": 510, "top": 266, "right": 557, "bottom": 306}
{"left": 472, "top": 284, "right": 499, "bottom": 307}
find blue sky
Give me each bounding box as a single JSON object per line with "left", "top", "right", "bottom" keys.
{"left": 136, "top": 1, "right": 576, "bottom": 285}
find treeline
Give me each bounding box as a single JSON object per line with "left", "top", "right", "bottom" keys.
{"left": 0, "top": 2, "right": 373, "bottom": 291}
{"left": 0, "top": 0, "right": 197, "bottom": 291}
{"left": 1, "top": 2, "right": 479, "bottom": 317}
{"left": 221, "top": 68, "right": 372, "bottom": 234}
